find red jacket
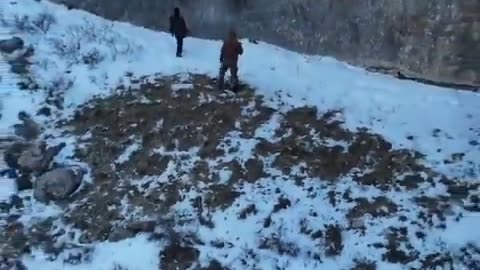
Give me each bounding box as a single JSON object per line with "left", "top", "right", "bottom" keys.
{"left": 220, "top": 38, "right": 243, "bottom": 66}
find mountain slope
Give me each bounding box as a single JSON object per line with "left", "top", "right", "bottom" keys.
{"left": 0, "top": 1, "right": 479, "bottom": 270}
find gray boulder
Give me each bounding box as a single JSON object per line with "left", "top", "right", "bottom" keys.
{"left": 0, "top": 37, "right": 24, "bottom": 54}
{"left": 16, "top": 142, "right": 47, "bottom": 173}
{"left": 4, "top": 141, "right": 31, "bottom": 169}
{"left": 4, "top": 141, "right": 66, "bottom": 174}
{"left": 34, "top": 167, "right": 83, "bottom": 203}
{"left": 14, "top": 112, "right": 41, "bottom": 141}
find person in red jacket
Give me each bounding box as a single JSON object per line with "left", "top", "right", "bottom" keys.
{"left": 218, "top": 30, "right": 243, "bottom": 91}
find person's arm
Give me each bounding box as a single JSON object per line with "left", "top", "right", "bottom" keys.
{"left": 238, "top": 41, "right": 243, "bottom": 55}
{"left": 169, "top": 16, "right": 174, "bottom": 35}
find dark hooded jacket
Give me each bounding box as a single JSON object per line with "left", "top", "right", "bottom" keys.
{"left": 220, "top": 33, "right": 243, "bottom": 66}
{"left": 169, "top": 8, "right": 188, "bottom": 38}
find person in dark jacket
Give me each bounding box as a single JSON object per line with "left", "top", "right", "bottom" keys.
{"left": 218, "top": 30, "right": 243, "bottom": 91}
{"left": 169, "top": 7, "right": 189, "bottom": 57}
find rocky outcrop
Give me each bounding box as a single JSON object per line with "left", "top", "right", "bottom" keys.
{"left": 54, "top": 0, "right": 479, "bottom": 89}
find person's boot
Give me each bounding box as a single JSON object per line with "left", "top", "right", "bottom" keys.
{"left": 217, "top": 77, "right": 224, "bottom": 90}
{"left": 231, "top": 76, "right": 239, "bottom": 92}
{"left": 217, "top": 66, "right": 226, "bottom": 90}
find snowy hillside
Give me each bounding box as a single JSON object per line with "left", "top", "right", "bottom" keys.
{"left": 0, "top": 1, "right": 479, "bottom": 270}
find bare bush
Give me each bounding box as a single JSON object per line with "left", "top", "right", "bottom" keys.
{"left": 47, "top": 74, "right": 73, "bottom": 98}
{"left": 259, "top": 234, "right": 300, "bottom": 257}
{"left": 82, "top": 48, "right": 105, "bottom": 68}
{"left": 49, "top": 37, "right": 81, "bottom": 64}
{"left": 0, "top": 12, "right": 8, "bottom": 27}
{"left": 112, "top": 264, "right": 128, "bottom": 270}
{"left": 46, "top": 74, "right": 74, "bottom": 109}
{"left": 33, "top": 12, "right": 56, "bottom": 33}
{"left": 1, "top": 12, "right": 56, "bottom": 34}
{"left": 13, "top": 15, "right": 37, "bottom": 33}
{"left": 48, "top": 18, "right": 141, "bottom": 66}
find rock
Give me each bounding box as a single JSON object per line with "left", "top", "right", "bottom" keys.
{"left": 22, "top": 45, "right": 34, "bottom": 58}
{"left": 244, "top": 158, "right": 265, "bottom": 182}
{"left": 127, "top": 220, "right": 156, "bottom": 233}
{"left": 0, "top": 168, "right": 17, "bottom": 178}
{"left": 9, "top": 59, "right": 30, "bottom": 75}
{"left": 6, "top": 141, "right": 66, "bottom": 175}
{"left": 44, "top": 142, "right": 67, "bottom": 161}
{"left": 0, "top": 37, "right": 24, "bottom": 54}
{"left": 36, "top": 106, "right": 52, "bottom": 117}
{"left": 13, "top": 112, "right": 41, "bottom": 141}
{"left": 9, "top": 194, "right": 23, "bottom": 209}
{"left": 15, "top": 174, "right": 33, "bottom": 191}
{"left": 4, "top": 142, "right": 30, "bottom": 169}
{"left": 33, "top": 167, "right": 83, "bottom": 203}
{"left": 16, "top": 143, "right": 48, "bottom": 174}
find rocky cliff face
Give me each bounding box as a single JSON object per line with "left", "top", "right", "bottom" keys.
{"left": 55, "top": 0, "right": 479, "bottom": 88}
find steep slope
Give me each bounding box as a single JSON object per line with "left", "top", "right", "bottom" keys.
{"left": 0, "top": 1, "right": 479, "bottom": 270}
{"left": 52, "top": 0, "right": 480, "bottom": 88}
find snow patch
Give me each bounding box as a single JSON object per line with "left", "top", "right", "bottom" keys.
{"left": 22, "top": 234, "right": 162, "bottom": 270}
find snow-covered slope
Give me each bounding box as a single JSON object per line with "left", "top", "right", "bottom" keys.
{"left": 0, "top": 1, "right": 479, "bottom": 270}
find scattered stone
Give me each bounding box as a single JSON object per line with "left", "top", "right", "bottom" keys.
{"left": 36, "top": 106, "right": 52, "bottom": 117}
{"left": 34, "top": 167, "right": 83, "bottom": 203}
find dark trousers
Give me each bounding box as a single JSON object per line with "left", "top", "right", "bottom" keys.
{"left": 175, "top": 36, "right": 184, "bottom": 57}
{"left": 218, "top": 62, "right": 239, "bottom": 90}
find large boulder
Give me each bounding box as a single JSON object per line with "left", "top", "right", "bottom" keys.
{"left": 16, "top": 142, "right": 47, "bottom": 174}
{"left": 4, "top": 141, "right": 66, "bottom": 175}
{"left": 13, "top": 112, "right": 41, "bottom": 141}
{"left": 34, "top": 167, "right": 84, "bottom": 203}
{"left": 0, "top": 37, "right": 24, "bottom": 54}
{"left": 4, "top": 142, "right": 31, "bottom": 169}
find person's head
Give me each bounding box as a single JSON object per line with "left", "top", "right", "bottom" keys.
{"left": 173, "top": 7, "right": 180, "bottom": 16}
{"left": 228, "top": 30, "right": 237, "bottom": 40}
